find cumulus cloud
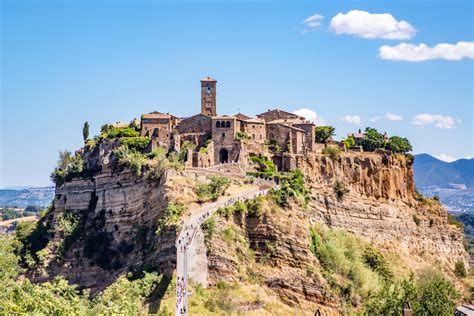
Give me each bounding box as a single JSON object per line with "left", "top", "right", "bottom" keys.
{"left": 303, "top": 14, "right": 324, "bottom": 31}
{"left": 411, "top": 114, "right": 457, "bottom": 129}
{"left": 379, "top": 41, "right": 474, "bottom": 61}
{"left": 434, "top": 154, "right": 457, "bottom": 163}
{"left": 293, "top": 108, "right": 327, "bottom": 125}
{"left": 385, "top": 113, "right": 403, "bottom": 121}
{"left": 342, "top": 115, "right": 361, "bottom": 125}
{"left": 329, "top": 10, "right": 416, "bottom": 40}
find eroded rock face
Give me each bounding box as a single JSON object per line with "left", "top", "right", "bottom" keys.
{"left": 304, "top": 152, "right": 466, "bottom": 270}
{"left": 203, "top": 152, "right": 467, "bottom": 313}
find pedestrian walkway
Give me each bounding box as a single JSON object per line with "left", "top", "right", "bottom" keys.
{"left": 175, "top": 177, "right": 277, "bottom": 315}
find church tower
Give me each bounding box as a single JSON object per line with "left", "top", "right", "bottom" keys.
{"left": 201, "top": 77, "right": 217, "bottom": 117}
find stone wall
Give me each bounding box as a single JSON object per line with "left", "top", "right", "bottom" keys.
{"left": 177, "top": 114, "right": 212, "bottom": 135}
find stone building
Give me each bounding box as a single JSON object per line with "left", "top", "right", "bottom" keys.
{"left": 141, "top": 77, "right": 319, "bottom": 169}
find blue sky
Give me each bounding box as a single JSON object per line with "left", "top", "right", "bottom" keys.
{"left": 1, "top": 0, "right": 473, "bottom": 187}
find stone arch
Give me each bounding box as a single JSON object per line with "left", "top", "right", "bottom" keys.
{"left": 219, "top": 148, "right": 229, "bottom": 164}
{"left": 216, "top": 121, "right": 221, "bottom": 128}
{"left": 225, "top": 121, "right": 231, "bottom": 128}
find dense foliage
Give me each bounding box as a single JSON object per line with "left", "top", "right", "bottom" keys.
{"left": 386, "top": 136, "right": 413, "bottom": 154}
{"left": 322, "top": 146, "right": 341, "bottom": 162}
{"left": 247, "top": 155, "right": 277, "bottom": 178}
{"left": 156, "top": 203, "right": 187, "bottom": 235}
{"left": 309, "top": 224, "right": 460, "bottom": 314}
{"left": 196, "top": 176, "right": 231, "bottom": 203}
{"left": 361, "top": 127, "right": 385, "bottom": 152}
{"left": 315, "top": 126, "right": 336, "bottom": 144}
{"left": 50, "top": 151, "right": 84, "bottom": 185}
{"left": 342, "top": 136, "right": 356, "bottom": 149}
{"left": 271, "top": 169, "right": 310, "bottom": 207}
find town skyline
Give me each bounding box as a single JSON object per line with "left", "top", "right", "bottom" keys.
{"left": 1, "top": 0, "right": 473, "bottom": 187}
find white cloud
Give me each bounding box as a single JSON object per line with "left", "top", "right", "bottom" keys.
{"left": 385, "top": 113, "right": 403, "bottom": 121}
{"left": 379, "top": 41, "right": 474, "bottom": 61}
{"left": 303, "top": 14, "right": 324, "bottom": 31}
{"left": 411, "top": 114, "right": 457, "bottom": 129}
{"left": 369, "top": 116, "right": 382, "bottom": 123}
{"left": 342, "top": 115, "right": 361, "bottom": 125}
{"left": 434, "top": 154, "right": 457, "bottom": 163}
{"left": 293, "top": 108, "right": 327, "bottom": 125}
{"left": 329, "top": 10, "right": 416, "bottom": 40}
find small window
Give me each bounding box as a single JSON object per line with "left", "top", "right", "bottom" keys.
{"left": 216, "top": 121, "right": 221, "bottom": 128}
{"left": 252, "top": 125, "right": 255, "bottom": 128}
{"left": 225, "top": 121, "right": 231, "bottom": 128}
{"left": 260, "top": 135, "right": 262, "bottom": 139}
{"left": 221, "top": 133, "right": 225, "bottom": 138}
{"left": 252, "top": 134, "right": 255, "bottom": 139}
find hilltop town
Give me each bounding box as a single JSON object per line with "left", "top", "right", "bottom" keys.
{"left": 138, "top": 77, "right": 317, "bottom": 171}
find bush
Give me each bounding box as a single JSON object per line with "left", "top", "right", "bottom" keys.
{"left": 342, "top": 136, "right": 356, "bottom": 149}
{"left": 50, "top": 151, "right": 84, "bottom": 185}
{"left": 245, "top": 196, "right": 264, "bottom": 217}
{"left": 156, "top": 203, "right": 187, "bottom": 235}
{"left": 454, "top": 260, "right": 467, "bottom": 278}
{"left": 413, "top": 214, "right": 421, "bottom": 226}
{"left": 322, "top": 146, "right": 341, "bottom": 162}
{"left": 364, "top": 272, "right": 459, "bottom": 315}
{"left": 196, "top": 176, "right": 231, "bottom": 203}
{"left": 201, "top": 217, "right": 216, "bottom": 239}
{"left": 309, "top": 224, "right": 389, "bottom": 305}
{"left": 120, "top": 136, "right": 150, "bottom": 152}
{"left": 271, "top": 169, "right": 310, "bottom": 207}
{"left": 235, "top": 131, "right": 250, "bottom": 140}
{"left": 248, "top": 155, "right": 276, "bottom": 177}
{"left": 448, "top": 214, "right": 464, "bottom": 230}
{"left": 333, "top": 180, "right": 349, "bottom": 201}
{"left": 100, "top": 125, "right": 140, "bottom": 139}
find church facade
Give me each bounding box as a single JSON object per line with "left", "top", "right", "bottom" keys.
{"left": 141, "top": 77, "right": 318, "bottom": 170}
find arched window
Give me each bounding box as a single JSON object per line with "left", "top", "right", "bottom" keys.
{"left": 221, "top": 121, "right": 226, "bottom": 128}
{"left": 216, "top": 121, "right": 221, "bottom": 128}
{"left": 221, "top": 132, "right": 225, "bottom": 138}
{"left": 225, "top": 121, "right": 231, "bottom": 128}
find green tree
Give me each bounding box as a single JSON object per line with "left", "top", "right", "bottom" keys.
{"left": 386, "top": 136, "right": 413, "bottom": 154}
{"left": 315, "top": 126, "right": 336, "bottom": 144}
{"left": 361, "top": 127, "right": 385, "bottom": 152}
{"left": 82, "top": 122, "right": 89, "bottom": 142}
{"left": 342, "top": 136, "right": 356, "bottom": 149}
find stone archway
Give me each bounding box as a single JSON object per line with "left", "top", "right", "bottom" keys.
{"left": 219, "top": 148, "right": 229, "bottom": 164}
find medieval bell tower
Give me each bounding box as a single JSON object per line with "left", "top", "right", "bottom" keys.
{"left": 201, "top": 77, "right": 217, "bottom": 116}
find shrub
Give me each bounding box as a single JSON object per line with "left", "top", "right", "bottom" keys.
{"left": 82, "top": 121, "right": 89, "bottom": 142}
{"left": 120, "top": 136, "right": 150, "bottom": 152}
{"left": 100, "top": 125, "right": 140, "bottom": 139}
{"left": 365, "top": 271, "right": 459, "bottom": 315}
{"left": 271, "top": 169, "right": 310, "bottom": 207}
{"left": 413, "top": 214, "right": 421, "bottom": 226}
{"left": 245, "top": 196, "right": 264, "bottom": 217}
{"left": 448, "top": 214, "right": 464, "bottom": 230}
{"left": 342, "top": 136, "right": 356, "bottom": 149}
{"left": 322, "top": 146, "right": 341, "bottom": 162}
{"left": 333, "top": 180, "right": 349, "bottom": 201}
{"left": 178, "top": 141, "right": 196, "bottom": 162}
{"left": 50, "top": 151, "right": 84, "bottom": 185}
{"left": 201, "top": 217, "right": 216, "bottom": 239}
{"left": 454, "top": 260, "right": 467, "bottom": 278}
{"left": 309, "top": 224, "right": 388, "bottom": 305}
{"left": 248, "top": 155, "right": 276, "bottom": 177}
{"left": 196, "top": 176, "right": 231, "bottom": 203}
{"left": 235, "top": 131, "right": 250, "bottom": 140}
{"left": 156, "top": 203, "right": 186, "bottom": 235}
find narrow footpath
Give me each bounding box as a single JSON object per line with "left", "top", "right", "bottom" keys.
{"left": 175, "top": 178, "right": 276, "bottom": 315}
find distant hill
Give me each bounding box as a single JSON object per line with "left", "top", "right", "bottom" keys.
{"left": 0, "top": 187, "right": 55, "bottom": 208}
{"left": 414, "top": 154, "right": 474, "bottom": 212}
{"left": 414, "top": 154, "right": 473, "bottom": 189}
